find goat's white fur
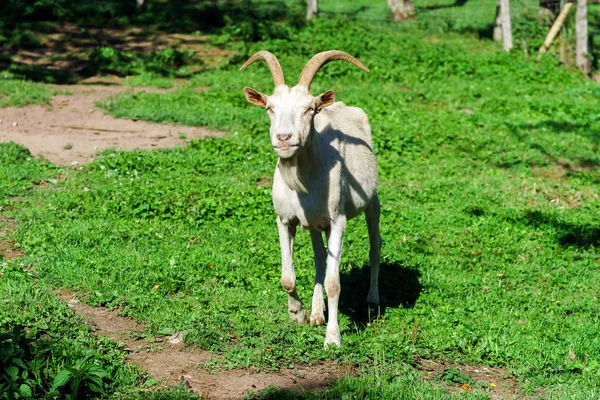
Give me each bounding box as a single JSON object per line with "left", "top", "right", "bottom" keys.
{"left": 241, "top": 51, "right": 381, "bottom": 348}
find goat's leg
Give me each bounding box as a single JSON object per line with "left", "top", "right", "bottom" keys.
{"left": 365, "top": 195, "right": 382, "bottom": 307}
{"left": 309, "top": 229, "right": 326, "bottom": 326}
{"left": 277, "top": 217, "right": 306, "bottom": 324}
{"left": 323, "top": 217, "right": 346, "bottom": 348}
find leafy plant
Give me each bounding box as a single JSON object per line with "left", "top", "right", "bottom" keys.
{"left": 435, "top": 368, "right": 474, "bottom": 386}
{"left": 50, "top": 356, "right": 107, "bottom": 400}
{"left": 0, "top": 326, "right": 37, "bottom": 399}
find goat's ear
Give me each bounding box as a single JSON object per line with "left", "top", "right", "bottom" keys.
{"left": 243, "top": 87, "right": 268, "bottom": 108}
{"left": 315, "top": 89, "right": 336, "bottom": 110}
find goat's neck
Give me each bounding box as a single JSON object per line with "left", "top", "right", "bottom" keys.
{"left": 278, "top": 129, "right": 319, "bottom": 194}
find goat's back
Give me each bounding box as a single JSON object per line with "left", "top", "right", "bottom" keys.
{"left": 314, "top": 102, "right": 378, "bottom": 219}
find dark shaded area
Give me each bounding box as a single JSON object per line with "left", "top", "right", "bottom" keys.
{"left": 0, "top": 0, "right": 302, "bottom": 33}
{"left": 249, "top": 387, "right": 321, "bottom": 400}
{"left": 418, "top": 0, "right": 470, "bottom": 12}
{"left": 512, "top": 119, "right": 600, "bottom": 147}
{"left": 487, "top": 120, "right": 600, "bottom": 173}
{"left": 340, "top": 262, "right": 422, "bottom": 326}
{"left": 522, "top": 210, "right": 600, "bottom": 249}
{"left": 0, "top": 0, "right": 304, "bottom": 83}
{"left": 319, "top": 6, "right": 369, "bottom": 19}
{"left": 455, "top": 23, "right": 496, "bottom": 40}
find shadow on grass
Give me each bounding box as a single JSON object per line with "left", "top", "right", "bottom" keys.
{"left": 248, "top": 387, "right": 320, "bottom": 400}
{"left": 419, "top": 0, "right": 470, "bottom": 12}
{"left": 489, "top": 120, "right": 600, "bottom": 170}
{"left": 339, "top": 261, "right": 421, "bottom": 327}
{"left": 522, "top": 210, "right": 600, "bottom": 249}
{"left": 1, "top": 0, "right": 302, "bottom": 84}
{"left": 517, "top": 120, "right": 600, "bottom": 147}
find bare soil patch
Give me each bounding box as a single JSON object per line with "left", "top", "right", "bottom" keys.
{"left": 0, "top": 215, "right": 24, "bottom": 260}
{"left": 0, "top": 84, "right": 225, "bottom": 166}
{"left": 56, "top": 290, "right": 349, "bottom": 399}
{"left": 417, "top": 358, "right": 532, "bottom": 399}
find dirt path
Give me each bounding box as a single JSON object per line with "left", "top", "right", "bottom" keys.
{"left": 55, "top": 291, "right": 348, "bottom": 399}
{"left": 0, "top": 85, "right": 530, "bottom": 399}
{"left": 0, "top": 84, "right": 225, "bottom": 166}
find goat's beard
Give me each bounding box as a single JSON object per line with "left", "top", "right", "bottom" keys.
{"left": 278, "top": 156, "right": 307, "bottom": 193}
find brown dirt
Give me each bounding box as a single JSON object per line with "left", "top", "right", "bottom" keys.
{"left": 417, "top": 358, "right": 534, "bottom": 399}
{"left": 0, "top": 84, "right": 225, "bottom": 166}
{"left": 55, "top": 291, "right": 348, "bottom": 399}
{"left": 0, "top": 215, "right": 24, "bottom": 260}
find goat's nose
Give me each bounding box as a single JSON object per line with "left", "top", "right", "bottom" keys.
{"left": 276, "top": 133, "right": 292, "bottom": 142}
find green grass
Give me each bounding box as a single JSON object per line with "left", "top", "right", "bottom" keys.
{"left": 0, "top": 73, "right": 58, "bottom": 107}
{"left": 2, "top": 15, "right": 600, "bottom": 400}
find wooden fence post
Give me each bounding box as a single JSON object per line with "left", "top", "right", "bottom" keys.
{"left": 500, "top": 0, "right": 513, "bottom": 51}
{"left": 576, "top": 0, "right": 591, "bottom": 75}
{"left": 307, "top": 0, "right": 317, "bottom": 20}
{"left": 494, "top": 0, "right": 503, "bottom": 41}
{"left": 538, "top": 2, "right": 575, "bottom": 56}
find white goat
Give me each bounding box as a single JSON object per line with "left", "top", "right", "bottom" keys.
{"left": 241, "top": 50, "right": 381, "bottom": 348}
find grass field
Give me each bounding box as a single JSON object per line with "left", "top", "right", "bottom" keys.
{"left": 2, "top": 6, "right": 600, "bottom": 400}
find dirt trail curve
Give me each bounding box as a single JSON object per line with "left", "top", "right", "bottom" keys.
{"left": 56, "top": 291, "right": 348, "bottom": 399}
{"left": 0, "top": 85, "right": 526, "bottom": 399}
{"left": 0, "top": 86, "right": 346, "bottom": 398}
{"left": 0, "top": 84, "right": 225, "bottom": 166}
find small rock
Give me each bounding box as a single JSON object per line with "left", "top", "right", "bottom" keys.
{"left": 11, "top": 122, "right": 17, "bottom": 127}
{"left": 461, "top": 109, "right": 475, "bottom": 115}
{"left": 167, "top": 330, "right": 189, "bottom": 344}
{"left": 71, "top": 161, "right": 79, "bottom": 166}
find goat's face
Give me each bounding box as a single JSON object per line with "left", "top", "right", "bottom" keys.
{"left": 241, "top": 50, "right": 367, "bottom": 159}
{"left": 243, "top": 85, "right": 335, "bottom": 159}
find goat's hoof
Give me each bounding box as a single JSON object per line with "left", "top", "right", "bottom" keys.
{"left": 289, "top": 308, "right": 307, "bottom": 324}
{"left": 310, "top": 314, "right": 325, "bottom": 326}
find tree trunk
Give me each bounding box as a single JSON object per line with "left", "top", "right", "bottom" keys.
{"left": 576, "top": 0, "right": 591, "bottom": 75}
{"left": 494, "top": 0, "right": 503, "bottom": 41}
{"left": 307, "top": 0, "right": 317, "bottom": 20}
{"left": 500, "top": 0, "right": 513, "bottom": 51}
{"left": 387, "top": 0, "right": 415, "bottom": 21}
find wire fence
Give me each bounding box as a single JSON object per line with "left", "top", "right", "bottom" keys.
{"left": 302, "top": 0, "right": 599, "bottom": 69}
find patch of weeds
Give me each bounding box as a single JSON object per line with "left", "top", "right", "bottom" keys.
{"left": 436, "top": 368, "right": 474, "bottom": 386}
{"left": 249, "top": 372, "right": 490, "bottom": 399}
{"left": 0, "top": 261, "right": 200, "bottom": 399}
{"left": 85, "top": 47, "right": 201, "bottom": 78}
{"left": 0, "top": 73, "right": 58, "bottom": 107}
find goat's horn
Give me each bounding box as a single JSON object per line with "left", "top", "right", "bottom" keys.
{"left": 240, "top": 51, "right": 286, "bottom": 87}
{"left": 297, "top": 50, "right": 369, "bottom": 90}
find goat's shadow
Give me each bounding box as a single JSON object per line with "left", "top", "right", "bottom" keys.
{"left": 339, "top": 261, "right": 421, "bottom": 327}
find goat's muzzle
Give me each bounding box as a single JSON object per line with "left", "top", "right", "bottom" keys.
{"left": 273, "top": 143, "right": 299, "bottom": 158}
